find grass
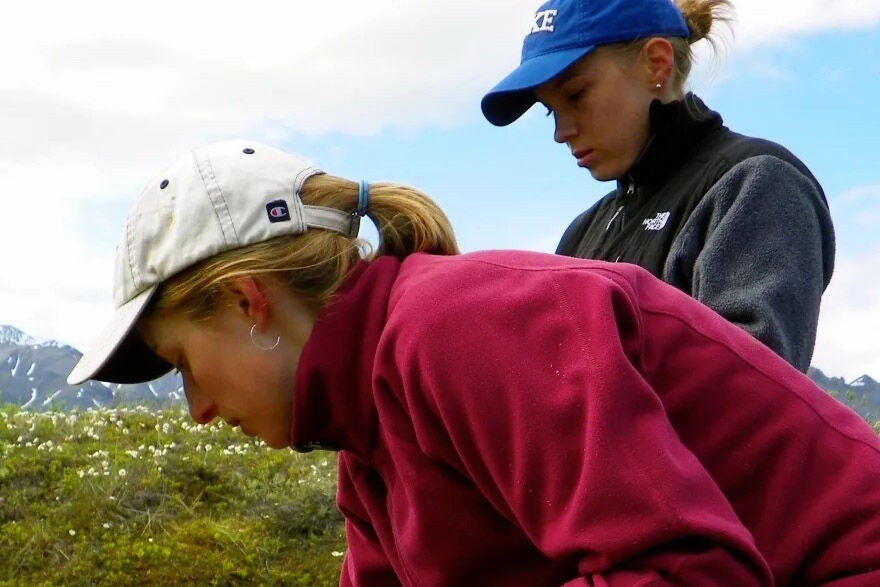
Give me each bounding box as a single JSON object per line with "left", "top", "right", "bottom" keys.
{"left": 2, "top": 401, "right": 877, "bottom": 585}
{"left": 0, "top": 405, "right": 345, "bottom": 586}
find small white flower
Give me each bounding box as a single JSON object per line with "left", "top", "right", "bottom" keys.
{"left": 118, "top": 469, "right": 127, "bottom": 477}
{"left": 68, "top": 529, "right": 76, "bottom": 536}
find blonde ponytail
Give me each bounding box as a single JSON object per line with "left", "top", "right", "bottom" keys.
{"left": 607, "top": 0, "right": 733, "bottom": 95}
{"left": 300, "top": 174, "right": 458, "bottom": 259}
{"left": 669, "top": 0, "right": 734, "bottom": 92}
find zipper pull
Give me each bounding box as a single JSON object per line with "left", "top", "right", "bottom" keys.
{"left": 606, "top": 206, "right": 624, "bottom": 231}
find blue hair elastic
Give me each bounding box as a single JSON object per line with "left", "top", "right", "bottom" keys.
{"left": 357, "top": 180, "right": 370, "bottom": 218}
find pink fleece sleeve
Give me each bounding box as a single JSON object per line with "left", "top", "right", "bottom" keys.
{"left": 337, "top": 453, "right": 400, "bottom": 587}
{"left": 386, "top": 261, "right": 773, "bottom": 585}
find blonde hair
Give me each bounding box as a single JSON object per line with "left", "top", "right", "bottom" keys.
{"left": 609, "top": 0, "right": 733, "bottom": 95}
{"left": 148, "top": 174, "right": 459, "bottom": 320}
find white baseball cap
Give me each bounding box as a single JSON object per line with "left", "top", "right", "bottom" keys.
{"left": 67, "top": 140, "right": 356, "bottom": 385}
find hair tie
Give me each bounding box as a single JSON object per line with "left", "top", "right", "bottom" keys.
{"left": 357, "top": 180, "right": 370, "bottom": 218}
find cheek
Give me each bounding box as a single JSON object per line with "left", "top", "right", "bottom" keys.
{"left": 246, "top": 351, "right": 297, "bottom": 405}
{"left": 599, "top": 94, "right": 650, "bottom": 154}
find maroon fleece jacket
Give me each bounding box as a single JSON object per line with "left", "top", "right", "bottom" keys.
{"left": 291, "top": 250, "right": 880, "bottom": 586}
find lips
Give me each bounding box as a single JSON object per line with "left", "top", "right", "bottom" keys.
{"left": 572, "top": 148, "right": 594, "bottom": 168}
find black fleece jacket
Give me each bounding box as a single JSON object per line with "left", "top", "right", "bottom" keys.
{"left": 557, "top": 94, "right": 835, "bottom": 372}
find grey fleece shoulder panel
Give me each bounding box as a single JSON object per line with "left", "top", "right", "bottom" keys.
{"left": 664, "top": 154, "right": 835, "bottom": 372}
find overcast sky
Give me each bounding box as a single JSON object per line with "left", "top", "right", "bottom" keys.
{"left": 1, "top": 0, "right": 878, "bottom": 381}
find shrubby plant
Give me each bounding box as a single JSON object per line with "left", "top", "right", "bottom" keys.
{"left": 4, "top": 403, "right": 877, "bottom": 585}
{"left": 0, "top": 405, "right": 345, "bottom": 586}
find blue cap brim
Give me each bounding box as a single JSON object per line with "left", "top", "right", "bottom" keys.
{"left": 481, "top": 45, "right": 594, "bottom": 126}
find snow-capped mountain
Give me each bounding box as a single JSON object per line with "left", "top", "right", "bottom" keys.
{"left": 1, "top": 324, "right": 877, "bottom": 418}
{"left": 806, "top": 368, "right": 880, "bottom": 419}
{"left": 0, "top": 325, "right": 183, "bottom": 411}
{"left": 0, "top": 325, "right": 37, "bottom": 347}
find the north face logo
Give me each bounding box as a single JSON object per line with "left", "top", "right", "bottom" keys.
{"left": 643, "top": 212, "right": 671, "bottom": 231}
{"left": 529, "top": 9, "right": 558, "bottom": 34}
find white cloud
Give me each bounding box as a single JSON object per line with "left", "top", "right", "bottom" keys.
{"left": 840, "top": 183, "right": 880, "bottom": 204}
{"left": 729, "top": 0, "right": 880, "bottom": 48}
{"left": 0, "top": 160, "right": 119, "bottom": 348}
{"left": 3, "top": 1, "right": 877, "bottom": 162}
{"left": 813, "top": 244, "right": 880, "bottom": 381}
{"left": 842, "top": 184, "right": 880, "bottom": 227}
{"left": 1, "top": 0, "right": 538, "bottom": 163}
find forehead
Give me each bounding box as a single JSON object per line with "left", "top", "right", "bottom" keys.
{"left": 138, "top": 310, "right": 187, "bottom": 357}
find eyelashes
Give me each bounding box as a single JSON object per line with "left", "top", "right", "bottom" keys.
{"left": 542, "top": 89, "right": 584, "bottom": 118}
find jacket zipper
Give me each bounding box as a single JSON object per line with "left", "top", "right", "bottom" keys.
{"left": 609, "top": 180, "right": 637, "bottom": 262}
{"left": 606, "top": 181, "right": 636, "bottom": 232}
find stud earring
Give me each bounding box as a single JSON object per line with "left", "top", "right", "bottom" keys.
{"left": 655, "top": 83, "right": 663, "bottom": 90}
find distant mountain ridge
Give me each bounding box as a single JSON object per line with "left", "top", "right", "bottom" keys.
{"left": 1, "top": 324, "right": 877, "bottom": 419}
{"left": 806, "top": 368, "right": 880, "bottom": 420}
{"left": 0, "top": 325, "right": 182, "bottom": 411}
{"left": 0, "top": 325, "right": 37, "bottom": 346}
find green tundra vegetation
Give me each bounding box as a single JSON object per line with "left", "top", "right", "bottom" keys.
{"left": 0, "top": 405, "right": 346, "bottom": 586}
{"left": 1, "top": 403, "right": 878, "bottom": 586}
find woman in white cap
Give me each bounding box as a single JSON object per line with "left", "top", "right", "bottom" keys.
{"left": 69, "top": 140, "right": 879, "bottom": 585}
{"left": 481, "top": 0, "right": 835, "bottom": 374}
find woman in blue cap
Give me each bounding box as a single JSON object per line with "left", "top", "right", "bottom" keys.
{"left": 481, "top": 0, "right": 835, "bottom": 374}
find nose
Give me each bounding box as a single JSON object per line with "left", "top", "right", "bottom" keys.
{"left": 553, "top": 112, "right": 576, "bottom": 144}
{"left": 183, "top": 382, "right": 218, "bottom": 425}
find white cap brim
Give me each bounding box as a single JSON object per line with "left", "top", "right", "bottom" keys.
{"left": 67, "top": 286, "right": 170, "bottom": 385}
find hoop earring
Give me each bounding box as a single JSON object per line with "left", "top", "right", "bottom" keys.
{"left": 250, "top": 324, "right": 280, "bottom": 351}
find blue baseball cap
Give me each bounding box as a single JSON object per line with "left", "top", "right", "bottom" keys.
{"left": 481, "top": 0, "right": 689, "bottom": 126}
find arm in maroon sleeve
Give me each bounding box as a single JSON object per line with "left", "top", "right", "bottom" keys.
{"left": 337, "top": 453, "right": 400, "bottom": 587}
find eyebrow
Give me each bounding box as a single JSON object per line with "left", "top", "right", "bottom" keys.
{"left": 536, "top": 66, "right": 583, "bottom": 104}
{"left": 547, "top": 68, "right": 578, "bottom": 91}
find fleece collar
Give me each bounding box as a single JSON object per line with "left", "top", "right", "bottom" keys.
{"left": 625, "top": 93, "right": 724, "bottom": 189}
{"left": 289, "top": 256, "right": 401, "bottom": 457}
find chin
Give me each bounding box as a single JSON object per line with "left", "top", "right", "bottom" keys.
{"left": 262, "top": 435, "right": 290, "bottom": 450}
{"left": 588, "top": 168, "right": 619, "bottom": 182}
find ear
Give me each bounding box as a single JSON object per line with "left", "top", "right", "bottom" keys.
{"left": 228, "top": 276, "right": 272, "bottom": 330}
{"left": 642, "top": 38, "right": 675, "bottom": 89}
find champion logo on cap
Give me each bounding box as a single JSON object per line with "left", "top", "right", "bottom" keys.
{"left": 529, "top": 9, "right": 558, "bottom": 34}
{"left": 266, "top": 199, "right": 291, "bottom": 223}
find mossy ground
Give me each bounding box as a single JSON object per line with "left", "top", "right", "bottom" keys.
{"left": 2, "top": 399, "right": 877, "bottom": 585}
{"left": 0, "top": 405, "right": 345, "bottom": 586}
